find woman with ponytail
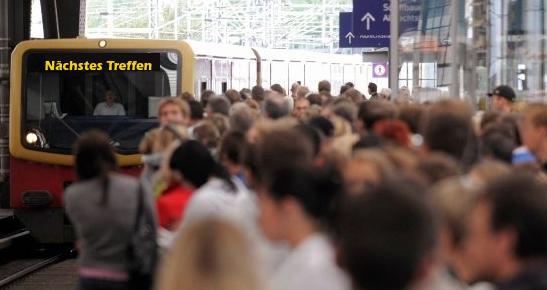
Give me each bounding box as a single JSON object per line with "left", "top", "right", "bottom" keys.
{"left": 65, "top": 130, "right": 140, "bottom": 290}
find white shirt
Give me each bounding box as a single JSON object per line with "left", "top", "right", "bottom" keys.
{"left": 168, "top": 177, "right": 289, "bottom": 278}
{"left": 270, "top": 233, "right": 351, "bottom": 290}
{"left": 93, "top": 102, "right": 126, "bottom": 116}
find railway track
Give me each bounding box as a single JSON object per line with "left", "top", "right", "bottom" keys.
{"left": 0, "top": 247, "right": 74, "bottom": 288}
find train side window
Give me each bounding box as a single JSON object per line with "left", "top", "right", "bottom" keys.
{"left": 201, "top": 82, "right": 207, "bottom": 91}
{"left": 222, "top": 82, "right": 227, "bottom": 93}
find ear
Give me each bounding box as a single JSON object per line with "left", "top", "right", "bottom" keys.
{"left": 497, "top": 228, "right": 518, "bottom": 258}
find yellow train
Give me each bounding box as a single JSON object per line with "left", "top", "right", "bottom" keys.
{"left": 9, "top": 38, "right": 365, "bottom": 242}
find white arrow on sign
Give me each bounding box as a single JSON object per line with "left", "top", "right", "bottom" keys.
{"left": 361, "top": 12, "right": 376, "bottom": 31}
{"left": 345, "top": 32, "right": 355, "bottom": 44}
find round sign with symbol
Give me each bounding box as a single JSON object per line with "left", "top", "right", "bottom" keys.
{"left": 373, "top": 63, "right": 387, "bottom": 78}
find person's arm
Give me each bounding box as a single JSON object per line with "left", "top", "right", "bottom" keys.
{"left": 93, "top": 103, "right": 101, "bottom": 116}
{"left": 118, "top": 104, "right": 126, "bottom": 116}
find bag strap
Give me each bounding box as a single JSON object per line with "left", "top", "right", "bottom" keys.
{"left": 162, "top": 124, "right": 185, "bottom": 141}
{"left": 133, "top": 182, "right": 145, "bottom": 230}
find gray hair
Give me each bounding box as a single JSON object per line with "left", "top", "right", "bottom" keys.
{"left": 229, "top": 103, "right": 256, "bottom": 133}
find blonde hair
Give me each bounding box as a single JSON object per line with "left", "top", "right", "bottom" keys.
{"left": 329, "top": 115, "right": 353, "bottom": 137}
{"left": 139, "top": 125, "right": 188, "bottom": 154}
{"left": 158, "top": 97, "right": 191, "bottom": 119}
{"left": 155, "top": 219, "right": 262, "bottom": 290}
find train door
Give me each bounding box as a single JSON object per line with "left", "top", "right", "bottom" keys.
{"left": 212, "top": 58, "right": 231, "bottom": 94}
{"left": 195, "top": 58, "right": 212, "bottom": 98}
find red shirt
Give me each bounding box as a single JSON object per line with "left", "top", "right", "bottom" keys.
{"left": 156, "top": 184, "right": 193, "bottom": 230}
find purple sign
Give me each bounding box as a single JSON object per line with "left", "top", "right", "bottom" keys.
{"left": 372, "top": 62, "right": 388, "bottom": 78}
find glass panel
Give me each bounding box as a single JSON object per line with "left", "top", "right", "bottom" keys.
{"left": 23, "top": 51, "right": 180, "bottom": 154}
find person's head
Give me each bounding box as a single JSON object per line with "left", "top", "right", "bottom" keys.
{"left": 229, "top": 102, "right": 256, "bottom": 133}
{"left": 74, "top": 130, "right": 116, "bottom": 180}
{"left": 416, "top": 152, "right": 460, "bottom": 185}
{"left": 398, "top": 104, "right": 425, "bottom": 134}
{"left": 74, "top": 130, "right": 117, "bottom": 205}
{"left": 488, "top": 85, "right": 516, "bottom": 113}
{"left": 290, "top": 82, "right": 300, "bottom": 97}
{"left": 240, "top": 88, "right": 251, "bottom": 100}
{"left": 378, "top": 88, "right": 392, "bottom": 100}
{"left": 251, "top": 85, "right": 265, "bottom": 103}
{"left": 188, "top": 100, "right": 204, "bottom": 125}
{"left": 464, "top": 173, "right": 547, "bottom": 283}
{"left": 330, "top": 99, "right": 358, "bottom": 124}
{"left": 337, "top": 178, "right": 437, "bottom": 290}
{"left": 357, "top": 100, "right": 397, "bottom": 134}
{"left": 156, "top": 219, "right": 261, "bottom": 290}
{"left": 340, "top": 85, "right": 351, "bottom": 96}
{"left": 344, "top": 88, "right": 364, "bottom": 104}
{"left": 258, "top": 166, "right": 340, "bottom": 245}
{"left": 468, "top": 160, "right": 512, "bottom": 186}
{"left": 206, "top": 96, "right": 230, "bottom": 117}
{"left": 219, "top": 131, "right": 247, "bottom": 176}
{"left": 345, "top": 82, "right": 354, "bottom": 88}
{"left": 308, "top": 116, "right": 335, "bottom": 139}
{"left": 158, "top": 97, "right": 191, "bottom": 126}
{"left": 368, "top": 82, "right": 378, "bottom": 95}
{"left": 306, "top": 93, "right": 322, "bottom": 106}
{"left": 224, "top": 89, "right": 241, "bottom": 104}
{"left": 180, "top": 91, "right": 196, "bottom": 102}
{"left": 343, "top": 149, "right": 395, "bottom": 195}
{"left": 105, "top": 89, "right": 116, "bottom": 105}
{"left": 318, "top": 80, "right": 331, "bottom": 94}
{"left": 250, "top": 122, "right": 314, "bottom": 186}
{"left": 520, "top": 103, "right": 547, "bottom": 161}
{"left": 200, "top": 90, "right": 216, "bottom": 108}
{"left": 192, "top": 120, "right": 221, "bottom": 151}
{"left": 480, "top": 123, "right": 517, "bottom": 163}
{"left": 421, "top": 100, "right": 476, "bottom": 168}
{"left": 398, "top": 86, "right": 411, "bottom": 101}
{"left": 208, "top": 113, "right": 231, "bottom": 137}
{"left": 296, "top": 86, "right": 310, "bottom": 99}
{"left": 292, "top": 97, "right": 310, "bottom": 120}
{"left": 169, "top": 140, "right": 234, "bottom": 190}
{"left": 263, "top": 96, "right": 289, "bottom": 119}
{"left": 372, "top": 119, "right": 412, "bottom": 148}
{"left": 270, "top": 84, "right": 286, "bottom": 96}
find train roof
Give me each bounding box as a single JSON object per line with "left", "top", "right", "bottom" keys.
{"left": 184, "top": 40, "right": 257, "bottom": 60}
{"left": 252, "top": 47, "right": 362, "bottom": 64}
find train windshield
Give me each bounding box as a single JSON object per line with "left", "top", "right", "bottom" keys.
{"left": 22, "top": 50, "right": 180, "bottom": 154}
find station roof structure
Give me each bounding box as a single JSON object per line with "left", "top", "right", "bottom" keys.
{"left": 84, "top": 0, "right": 352, "bottom": 52}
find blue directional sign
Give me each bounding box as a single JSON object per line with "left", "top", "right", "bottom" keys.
{"left": 339, "top": 12, "right": 356, "bottom": 48}
{"left": 351, "top": 0, "right": 390, "bottom": 47}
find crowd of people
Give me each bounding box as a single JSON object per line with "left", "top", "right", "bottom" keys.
{"left": 64, "top": 80, "right": 547, "bottom": 290}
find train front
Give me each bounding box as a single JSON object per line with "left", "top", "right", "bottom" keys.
{"left": 9, "top": 39, "right": 182, "bottom": 243}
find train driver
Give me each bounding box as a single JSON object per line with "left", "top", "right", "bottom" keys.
{"left": 93, "top": 90, "right": 126, "bottom": 116}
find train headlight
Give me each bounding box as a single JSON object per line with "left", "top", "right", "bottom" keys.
{"left": 26, "top": 132, "right": 38, "bottom": 144}
{"left": 98, "top": 40, "right": 107, "bottom": 48}
{"left": 24, "top": 129, "right": 47, "bottom": 148}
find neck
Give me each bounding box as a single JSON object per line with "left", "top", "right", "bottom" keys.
{"left": 496, "top": 257, "right": 522, "bottom": 282}
{"left": 536, "top": 142, "right": 547, "bottom": 164}
{"left": 286, "top": 216, "right": 317, "bottom": 248}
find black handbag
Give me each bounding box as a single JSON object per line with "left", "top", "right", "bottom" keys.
{"left": 127, "top": 182, "right": 158, "bottom": 290}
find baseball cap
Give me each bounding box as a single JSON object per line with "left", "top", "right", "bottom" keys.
{"left": 488, "top": 85, "right": 516, "bottom": 102}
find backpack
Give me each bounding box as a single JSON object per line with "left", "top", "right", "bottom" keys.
{"left": 127, "top": 182, "right": 158, "bottom": 290}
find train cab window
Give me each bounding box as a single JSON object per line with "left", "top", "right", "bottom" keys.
{"left": 222, "top": 82, "right": 228, "bottom": 93}
{"left": 21, "top": 51, "right": 180, "bottom": 154}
